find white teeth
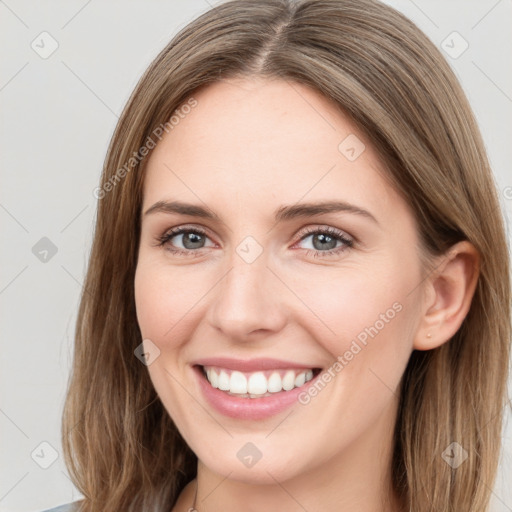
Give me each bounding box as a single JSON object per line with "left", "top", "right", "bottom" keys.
{"left": 282, "top": 370, "right": 295, "bottom": 391}
{"left": 230, "top": 371, "right": 247, "bottom": 394}
{"left": 294, "top": 372, "right": 306, "bottom": 387}
{"left": 247, "top": 372, "right": 268, "bottom": 394}
{"left": 204, "top": 366, "right": 316, "bottom": 397}
{"left": 267, "top": 372, "right": 282, "bottom": 393}
{"left": 208, "top": 368, "right": 218, "bottom": 388}
{"left": 218, "top": 370, "right": 230, "bottom": 391}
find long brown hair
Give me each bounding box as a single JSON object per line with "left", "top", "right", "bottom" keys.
{"left": 62, "top": 1, "right": 511, "bottom": 510}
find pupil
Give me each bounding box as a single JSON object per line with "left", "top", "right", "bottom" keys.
{"left": 180, "top": 232, "right": 337, "bottom": 251}
{"left": 313, "top": 233, "right": 336, "bottom": 250}
{"left": 183, "top": 232, "right": 203, "bottom": 249}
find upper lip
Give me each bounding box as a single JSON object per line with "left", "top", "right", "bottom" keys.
{"left": 192, "top": 357, "right": 320, "bottom": 372}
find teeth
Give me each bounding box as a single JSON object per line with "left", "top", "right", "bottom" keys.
{"left": 282, "top": 370, "right": 295, "bottom": 391}
{"left": 218, "top": 370, "right": 230, "bottom": 391}
{"left": 248, "top": 372, "right": 267, "bottom": 394}
{"left": 208, "top": 368, "right": 218, "bottom": 388}
{"left": 230, "top": 371, "right": 247, "bottom": 394}
{"left": 294, "top": 372, "right": 306, "bottom": 387}
{"left": 267, "top": 372, "right": 282, "bottom": 393}
{"left": 204, "top": 366, "right": 316, "bottom": 397}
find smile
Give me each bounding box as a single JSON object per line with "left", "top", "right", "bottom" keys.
{"left": 202, "top": 366, "right": 317, "bottom": 397}
{"left": 192, "top": 358, "right": 323, "bottom": 420}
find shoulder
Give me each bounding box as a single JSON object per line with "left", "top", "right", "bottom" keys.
{"left": 41, "top": 501, "right": 83, "bottom": 512}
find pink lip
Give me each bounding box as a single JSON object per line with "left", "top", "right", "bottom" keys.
{"left": 192, "top": 363, "right": 321, "bottom": 421}
{"left": 192, "top": 357, "right": 315, "bottom": 372}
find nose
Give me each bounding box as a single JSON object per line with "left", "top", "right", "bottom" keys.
{"left": 207, "top": 248, "right": 288, "bottom": 342}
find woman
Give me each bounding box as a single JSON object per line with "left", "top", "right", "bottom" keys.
{"left": 47, "top": 0, "right": 511, "bottom": 510}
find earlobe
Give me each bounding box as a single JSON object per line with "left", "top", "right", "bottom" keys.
{"left": 413, "top": 241, "right": 480, "bottom": 351}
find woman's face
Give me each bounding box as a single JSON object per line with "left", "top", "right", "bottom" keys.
{"left": 135, "top": 78, "right": 425, "bottom": 484}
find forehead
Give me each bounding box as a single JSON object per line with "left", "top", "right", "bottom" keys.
{"left": 142, "top": 78, "right": 403, "bottom": 221}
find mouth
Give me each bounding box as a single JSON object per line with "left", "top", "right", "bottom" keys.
{"left": 198, "top": 365, "right": 321, "bottom": 398}
{"left": 191, "top": 358, "right": 323, "bottom": 420}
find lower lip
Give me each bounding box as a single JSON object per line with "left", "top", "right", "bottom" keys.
{"left": 193, "top": 366, "right": 319, "bottom": 420}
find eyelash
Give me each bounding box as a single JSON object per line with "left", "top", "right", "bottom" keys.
{"left": 154, "top": 225, "right": 354, "bottom": 259}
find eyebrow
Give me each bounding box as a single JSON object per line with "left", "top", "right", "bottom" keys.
{"left": 144, "top": 200, "right": 378, "bottom": 224}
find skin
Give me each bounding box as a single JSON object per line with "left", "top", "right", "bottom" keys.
{"left": 134, "top": 77, "right": 479, "bottom": 512}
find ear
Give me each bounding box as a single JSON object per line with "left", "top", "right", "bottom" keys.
{"left": 414, "top": 241, "right": 480, "bottom": 351}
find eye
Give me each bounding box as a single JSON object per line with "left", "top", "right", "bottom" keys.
{"left": 154, "top": 224, "right": 354, "bottom": 259}
{"left": 155, "top": 226, "right": 215, "bottom": 257}
{"left": 294, "top": 226, "right": 353, "bottom": 258}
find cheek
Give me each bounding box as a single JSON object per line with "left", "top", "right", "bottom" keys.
{"left": 287, "top": 259, "right": 418, "bottom": 406}
{"left": 134, "top": 261, "right": 205, "bottom": 433}
{"left": 289, "top": 263, "right": 412, "bottom": 353}
{"left": 134, "top": 259, "right": 200, "bottom": 345}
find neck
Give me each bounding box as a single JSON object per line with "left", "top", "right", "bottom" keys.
{"left": 185, "top": 396, "right": 403, "bottom": 512}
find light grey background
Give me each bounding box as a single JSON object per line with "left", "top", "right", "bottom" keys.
{"left": 1, "top": 1, "right": 511, "bottom": 511}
